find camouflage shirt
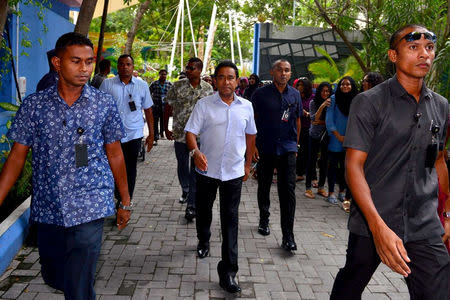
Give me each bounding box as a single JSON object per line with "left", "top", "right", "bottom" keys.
{"left": 166, "top": 78, "right": 213, "bottom": 143}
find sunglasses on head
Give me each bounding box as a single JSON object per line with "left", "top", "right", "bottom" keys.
{"left": 395, "top": 31, "right": 437, "bottom": 48}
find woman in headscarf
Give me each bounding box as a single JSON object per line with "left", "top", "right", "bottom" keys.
{"left": 244, "top": 73, "right": 260, "bottom": 100}
{"left": 236, "top": 77, "right": 248, "bottom": 97}
{"left": 325, "top": 76, "right": 358, "bottom": 211}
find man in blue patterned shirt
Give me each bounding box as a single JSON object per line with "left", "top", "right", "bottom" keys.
{"left": 0, "top": 32, "right": 131, "bottom": 300}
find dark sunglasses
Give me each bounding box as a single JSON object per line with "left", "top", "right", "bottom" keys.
{"left": 185, "top": 66, "right": 196, "bottom": 71}
{"left": 395, "top": 31, "right": 437, "bottom": 48}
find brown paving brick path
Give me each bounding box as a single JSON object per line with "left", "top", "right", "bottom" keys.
{"left": 0, "top": 139, "right": 409, "bottom": 299}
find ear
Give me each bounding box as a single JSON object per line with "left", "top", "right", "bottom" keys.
{"left": 388, "top": 49, "right": 397, "bottom": 63}
{"left": 51, "top": 56, "right": 61, "bottom": 72}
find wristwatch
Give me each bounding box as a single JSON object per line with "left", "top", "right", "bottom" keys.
{"left": 443, "top": 212, "right": 450, "bottom": 218}
{"left": 118, "top": 202, "right": 134, "bottom": 211}
{"left": 189, "top": 149, "right": 197, "bottom": 157}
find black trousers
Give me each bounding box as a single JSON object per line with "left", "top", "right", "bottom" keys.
{"left": 328, "top": 151, "right": 350, "bottom": 198}
{"left": 117, "top": 138, "right": 141, "bottom": 200}
{"left": 331, "top": 232, "right": 449, "bottom": 300}
{"left": 257, "top": 152, "right": 296, "bottom": 239}
{"left": 305, "top": 136, "right": 328, "bottom": 189}
{"left": 37, "top": 219, "right": 104, "bottom": 300}
{"left": 296, "top": 129, "right": 310, "bottom": 176}
{"left": 153, "top": 103, "right": 164, "bottom": 140}
{"left": 196, "top": 173, "right": 243, "bottom": 275}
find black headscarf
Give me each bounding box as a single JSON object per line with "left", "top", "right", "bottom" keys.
{"left": 244, "top": 73, "right": 260, "bottom": 100}
{"left": 313, "top": 82, "right": 333, "bottom": 120}
{"left": 334, "top": 76, "right": 358, "bottom": 116}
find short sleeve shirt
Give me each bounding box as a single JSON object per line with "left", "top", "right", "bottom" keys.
{"left": 100, "top": 76, "right": 153, "bottom": 143}
{"left": 149, "top": 80, "right": 173, "bottom": 106}
{"left": 165, "top": 78, "right": 213, "bottom": 143}
{"left": 251, "top": 84, "right": 302, "bottom": 155}
{"left": 184, "top": 93, "right": 257, "bottom": 181}
{"left": 7, "top": 84, "right": 125, "bottom": 227}
{"left": 344, "top": 75, "right": 449, "bottom": 242}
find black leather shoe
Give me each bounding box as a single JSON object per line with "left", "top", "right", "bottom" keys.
{"left": 185, "top": 207, "right": 195, "bottom": 221}
{"left": 179, "top": 191, "right": 188, "bottom": 204}
{"left": 197, "top": 244, "right": 210, "bottom": 258}
{"left": 281, "top": 238, "right": 297, "bottom": 251}
{"left": 219, "top": 274, "right": 241, "bottom": 293}
{"left": 258, "top": 220, "right": 270, "bottom": 236}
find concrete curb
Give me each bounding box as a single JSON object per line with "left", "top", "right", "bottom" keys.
{"left": 0, "top": 197, "right": 30, "bottom": 275}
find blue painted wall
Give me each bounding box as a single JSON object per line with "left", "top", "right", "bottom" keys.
{"left": 0, "top": 2, "right": 74, "bottom": 141}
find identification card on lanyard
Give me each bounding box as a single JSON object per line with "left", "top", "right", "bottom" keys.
{"left": 75, "top": 127, "right": 88, "bottom": 167}
{"left": 281, "top": 104, "right": 292, "bottom": 122}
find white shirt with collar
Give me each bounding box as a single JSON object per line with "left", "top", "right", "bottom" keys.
{"left": 184, "top": 93, "right": 257, "bottom": 181}
{"left": 99, "top": 75, "right": 153, "bottom": 143}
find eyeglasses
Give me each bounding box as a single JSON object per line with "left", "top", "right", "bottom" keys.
{"left": 394, "top": 31, "right": 437, "bottom": 48}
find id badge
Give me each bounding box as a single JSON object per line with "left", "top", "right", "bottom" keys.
{"left": 281, "top": 108, "right": 290, "bottom": 122}
{"left": 128, "top": 101, "right": 137, "bottom": 111}
{"left": 75, "top": 144, "right": 88, "bottom": 167}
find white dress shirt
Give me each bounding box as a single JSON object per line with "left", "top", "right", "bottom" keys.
{"left": 184, "top": 93, "right": 257, "bottom": 181}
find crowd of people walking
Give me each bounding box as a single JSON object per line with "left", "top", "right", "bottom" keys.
{"left": 0, "top": 23, "right": 449, "bottom": 300}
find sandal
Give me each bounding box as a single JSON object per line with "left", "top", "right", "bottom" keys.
{"left": 317, "top": 188, "right": 328, "bottom": 198}
{"left": 304, "top": 189, "right": 315, "bottom": 199}
{"left": 342, "top": 200, "right": 351, "bottom": 213}
{"left": 312, "top": 180, "right": 319, "bottom": 188}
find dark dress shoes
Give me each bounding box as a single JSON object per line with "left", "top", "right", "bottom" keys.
{"left": 219, "top": 274, "right": 241, "bottom": 293}
{"left": 281, "top": 238, "right": 297, "bottom": 251}
{"left": 197, "top": 244, "right": 209, "bottom": 258}
{"left": 179, "top": 191, "right": 188, "bottom": 203}
{"left": 185, "top": 207, "right": 195, "bottom": 221}
{"left": 257, "top": 221, "right": 270, "bottom": 236}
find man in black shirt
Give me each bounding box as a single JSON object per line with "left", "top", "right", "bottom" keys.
{"left": 331, "top": 24, "right": 449, "bottom": 299}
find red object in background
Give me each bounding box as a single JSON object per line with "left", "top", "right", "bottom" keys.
{"left": 437, "top": 178, "right": 450, "bottom": 254}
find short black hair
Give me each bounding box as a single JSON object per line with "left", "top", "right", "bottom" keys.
{"left": 98, "top": 59, "right": 111, "bottom": 73}
{"left": 364, "top": 72, "right": 384, "bottom": 89}
{"left": 159, "top": 69, "right": 167, "bottom": 75}
{"left": 187, "top": 57, "right": 203, "bottom": 70}
{"left": 271, "top": 59, "right": 290, "bottom": 70}
{"left": 118, "top": 54, "right": 134, "bottom": 64}
{"left": 389, "top": 24, "right": 427, "bottom": 49}
{"left": 214, "top": 60, "right": 239, "bottom": 78}
{"left": 55, "top": 32, "right": 93, "bottom": 56}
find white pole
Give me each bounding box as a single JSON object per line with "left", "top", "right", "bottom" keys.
{"left": 181, "top": 0, "right": 184, "bottom": 69}
{"left": 168, "top": 0, "right": 183, "bottom": 77}
{"left": 228, "top": 11, "right": 234, "bottom": 63}
{"left": 234, "top": 15, "right": 243, "bottom": 68}
{"left": 292, "top": 0, "right": 296, "bottom": 26}
{"left": 185, "top": 0, "right": 197, "bottom": 57}
{"left": 202, "top": 3, "right": 217, "bottom": 74}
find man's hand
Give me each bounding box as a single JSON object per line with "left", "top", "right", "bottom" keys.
{"left": 165, "top": 130, "right": 174, "bottom": 140}
{"left": 116, "top": 208, "right": 131, "bottom": 230}
{"left": 253, "top": 147, "right": 260, "bottom": 162}
{"left": 443, "top": 218, "right": 450, "bottom": 243}
{"left": 193, "top": 150, "right": 208, "bottom": 171}
{"left": 145, "top": 135, "right": 154, "bottom": 152}
{"left": 243, "top": 164, "right": 250, "bottom": 181}
{"left": 371, "top": 222, "right": 411, "bottom": 276}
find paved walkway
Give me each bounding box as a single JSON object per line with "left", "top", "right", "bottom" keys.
{"left": 0, "top": 139, "right": 409, "bottom": 299}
